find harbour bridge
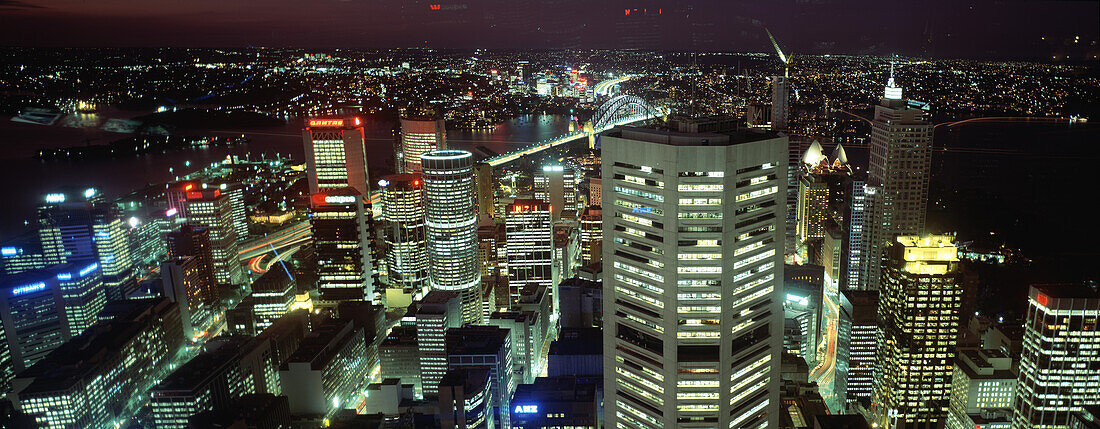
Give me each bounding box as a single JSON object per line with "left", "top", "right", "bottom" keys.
{"left": 484, "top": 94, "right": 664, "bottom": 167}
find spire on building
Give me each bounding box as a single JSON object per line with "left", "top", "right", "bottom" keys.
{"left": 884, "top": 62, "right": 903, "bottom": 100}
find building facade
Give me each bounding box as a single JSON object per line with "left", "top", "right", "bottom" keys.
{"left": 310, "top": 189, "right": 374, "bottom": 304}
{"left": 303, "top": 117, "right": 370, "bottom": 197}
{"left": 399, "top": 116, "right": 446, "bottom": 174}
{"left": 380, "top": 174, "right": 429, "bottom": 308}
{"left": 506, "top": 199, "right": 554, "bottom": 305}
{"left": 421, "top": 150, "right": 482, "bottom": 325}
{"left": 601, "top": 123, "right": 786, "bottom": 429}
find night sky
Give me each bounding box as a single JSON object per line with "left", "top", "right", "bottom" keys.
{"left": 0, "top": 0, "right": 1097, "bottom": 57}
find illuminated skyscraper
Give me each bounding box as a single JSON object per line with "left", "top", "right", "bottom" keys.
{"left": 602, "top": 121, "right": 785, "bottom": 429}
{"left": 184, "top": 188, "right": 243, "bottom": 286}
{"left": 37, "top": 189, "right": 136, "bottom": 300}
{"left": 421, "top": 150, "right": 482, "bottom": 325}
{"left": 834, "top": 289, "right": 878, "bottom": 407}
{"left": 303, "top": 117, "right": 370, "bottom": 198}
{"left": 417, "top": 290, "right": 462, "bottom": 398}
{"left": 1012, "top": 285, "right": 1100, "bottom": 429}
{"left": 166, "top": 225, "right": 218, "bottom": 308}
{"left": 0, "top": 262, "right": 105, "bottom": 379}
{"left": 771, "top": 76, "right": 789, "bottom": 131}
{"left": 534, "top": 165, "right": 578, "bottom": 220}
{"left": 872, "top": 235, "right": 962, "bottom": 427}
{"left": 399, "top": 116, "right": 446, "bottom": 174}
{"left": 947, "top": 349, "right": 1016, "bottom": 429}
{"left": 379, "top": 173, "right": 429, "bottom": 308}
{"left": 579, "top": 205, "right": 603, "bottom": 266}
{"left": 863, "top": 67, "right": 933, "bottom": 290}
{"left": 162, "top": 256, "right": 213, "bottom": 339}
{"left": 310, "top": 188, "right": 373, "bottom": 304}
{"left": 506, "top": 199, "right": 553, "bottom": 304}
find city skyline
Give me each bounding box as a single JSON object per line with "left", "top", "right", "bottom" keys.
{"left": 0, "top": 5, "right": 1097, "bottom": 427}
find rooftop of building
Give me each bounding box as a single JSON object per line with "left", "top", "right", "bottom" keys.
{"left": 283, "top": 317, "right": 360, "bottom": 369}
{"left": 1034, "top": 284, "right": 1100, "bottom": 300}
{"left": 438, "top": 366, "right": 491, "bottom": 393}
{"left": 155, "top": 336, "right": 254, "bottom": 392}
{"left": 813, "top": 414, "right": 872, "bottom": 429}
{"left": 559, "top": 277, "right": 601, "bottom": 291}
{"left": 251, "top": 267, "right": 295, "bottom": 294}
{"left": 956, "top": 349, "right": 1016, "bottom": 380}
{"left": 549, "top": 327, "right": 602, "bottom": 355}
{"left": 512, "top": 376, "right": 597, "bottom": 403}
{"left": 446, "top": 326, "right": 509, "bottom": 356}
{"left": 381, "top": 325, "right": 417, "bottom": 346}
{"left": 607, "top": 116, "right": 780, "bottom": 147}
{"left": 17, "top": 320, "right": 148, "bottom": 394}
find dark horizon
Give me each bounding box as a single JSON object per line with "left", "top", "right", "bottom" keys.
{"left": 1, "top": 0, "right": 1098, "bottom": 59}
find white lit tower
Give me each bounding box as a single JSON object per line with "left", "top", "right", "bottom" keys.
{"left": 602, "top": 120, "right": 786, "bottom": 429}
{"left": 302, "top": 117, "right": 370, "bottom": 198}
{"left": 505, "top": 199, "right": 553, "bottom": 304}
{"left": 421, "top": 150, "right": 482, "bottom": 325}
{"left": 399, "top": 117, "right": 447, "bottom": 174}
{"left": 863, "top": 64, "right": 933, "bottom": 290}
{"left": 379, "top": 174, "right": 429, "bottom": 308}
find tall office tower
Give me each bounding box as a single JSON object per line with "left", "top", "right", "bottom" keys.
{"left": 534, "top": 165, "right": 578, "bottom": 220}
{"left": 438, "top": 367, "right": 495, "bottom": 429}
{"left": 1012, "top": 285, "right": 1100, "bottom": 429}
{"left": 506, "top": 200, "right": 554, "bottom": 304}
{"left": 219, "top": 183, "right": 249, "bottom": 242}
{"left": 380, "top": 174, "right": 429, "bottom": 308}
{"left": 846, "top": 174, "right": 866, "bottom": 290}
{"left": 166, "top": 225, "right": 218, "bottom": 307}
{"left": 589, "top": 176, "right": 603, "bottom": 207}
{"left": 416, "top": 290, "right": 462, "bottom": 398}
{"left": 474, "top": 162, "right": 496, "bottom": 221}
{"left": 785, "top": 140, "right": 804, "bottom": 257}
{"left": 310, "top": 188, "right": 373, "bottom": 304}
{"left": 579, "top": 205, "right": 603, "bottom": 265}
{"left": 872, "top": 235, "right": 962, "bottom": 427}
{"left": 863, "top": 68, "right": 933, "bottom": 290}
{"left": 0, "top": 263, "right": 105, "bottom": 378}
{"left": 446, "top": 326, "right": 515, "bottom": 429}
{"left": 834, "top": 289, "right": 878, "bottom": 407}
{"left": 421, "top": 150, "right": 482, "bottom": 325}
{"left": 601, "top": 121, "right": 786, "bottom": 429}
{"left": 162, "top": 256, "right": 213, "bottom": 339}
{"left": 37, "top": 190, "right": 136, "bottom": 300}
{"left": 946, "top": 349, "right": 1017, "bottom": 429}
{"left": 303, "top": 117, "right": 370, "bottom": 197}
{"left": 399, "top": 116, "right": 446, "bottom": 174}
{"left": 184, "top": 188, "right": 243, "bottom": 286}
{"left": 771, "top": 76, "right": 789, "bottom": 131}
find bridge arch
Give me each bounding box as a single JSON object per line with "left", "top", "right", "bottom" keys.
{"left": 592, "top": 95, "right": 656, "bottom": 130}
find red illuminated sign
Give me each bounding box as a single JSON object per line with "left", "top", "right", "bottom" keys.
{"left": 308, "top": 119, "right": 345, "bottom": 128}
{"left": 429, "top": 4, "right": 440, "bottom": 10}
{"left": 1036, "top": 293, "right": 1049, "bottom": 306}
{"left": 184, "top": 183, "right": 194, "bottom": 191}
{"left": 186, "top": 191, "right": 202, "bottom": 200}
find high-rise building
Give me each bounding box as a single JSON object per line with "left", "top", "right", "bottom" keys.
{"left": 510, "top": 376, "right": 600, "bottom": 429}
{"left": 438, "top": 367, "right": 495, "bottom": 429}
{"left": 588, "top": 176, "right": 603, "bottom": 207}
{"left": 379, "top": 174, "right": 429, "bottom": 309}
{"left": 417, "top": 290, "right": 463, "bottom": 398}
{"left": 863, "top": 68, "right": 933, "bottom": 290}
{"left": 771, "top": 76, "right": 789, "bottom": 131}
{"left": 12, "top": 297, "right": 183, "bottom": 429}
{"left": 1012, "top": 285, "right": 1100, "bottom": 429}
{"left": 872, "top": 235, "right": 962, "bottom": 427}
{"left": 534, "top": 165, "right": 578, "bottom": 220}
{"left": 947, "top": 349, "right": 1017, "bottom": 429}
{"left": 151, "top": 337, "right": 257, "bottom": 428}
{"left": 0, "top": 262, "right": 106, "bottom": 381}
{"left": 379, "top": 325, "right": 421, "bottom": 397}
{"left": 421, "top": 150, "right": 482, "bottom": 325}
{"left": 310, "top": 188, "right": 374, "bottom": 304}
{"left": 834, "top": 289, "right": 878, "bottom": 407}
{"left": 488, "top": 310, "right": 542, "bottom": 384}
{"left": 399, "top": 116, "right": 446, "bottom": 174}
{"left": 579, "top": 205, "right": 603, "bottom": 266}
{"left": 184, "top": 188, "right": 243, "bottom": 286}
{"left": 474, "top": 162, "right": 496, "bottom": 221}
{"left": 602, "top": 121, "right": 786, "bottom": 429}
{"left": 249, "top": 268, "right": 295, "bottom": 332}
{"left": 37, "top": 189, "right": 136, "bottom": 300}
{"left": 279, "top": 315, "right": 373, "bottom": 418}
{"left": 846, "top": 174, "right": 867, "bottom": 290}
{"left": 446, "top": 326, "right": 515, "bottom": 429}
{"left": 161, "top": 256, "right": 214, "bottom": 339}
{"left": 166, "top": 225, "right": 218, "bottom": 307}
{"left": 506, "top": 199, "right": 553, "bottom": 304}
{"left": 303, "top": 117, "right": 370, "bottom": 197}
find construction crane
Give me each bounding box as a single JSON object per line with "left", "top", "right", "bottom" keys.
{"left": 765, "top": 27, "right": 799, "bottom": 100}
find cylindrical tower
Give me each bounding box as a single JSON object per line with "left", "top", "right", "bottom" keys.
{"left": 420, "top": 150, "right": 481, "bottom": 324}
